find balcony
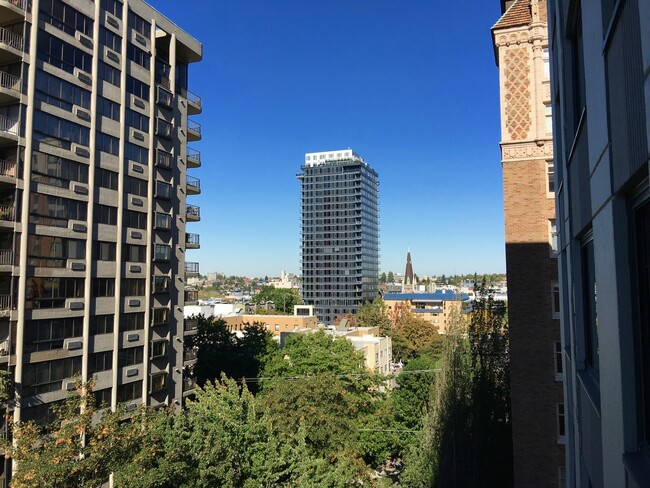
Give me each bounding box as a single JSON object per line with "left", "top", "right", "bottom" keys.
{"left": 185, "top": 262, "right": 199, "bottom": 277}
{"left": 177, "top": 87, "right": 201, "bottom": 115}
{"left": 186, "top": 175, "right": 201, "bottom": 195}
{"left": 187, "top": 119, "right": 201, "bottom": 141}
{"left": 0, "top": 0, "right": 26, "bottom": 21}
{"left": 0, "top": 159, "right": 16, "bottom": 181}
{"left": 0, "top": 71, "right": 19, "bottom": 104}
{"left": 183, "top": 347, "right": 197, "bottom": 364}
{"left": 0, "top": 249, "right": 12, "bottom": 268}
{"left": 156, "top": 149, "right": 173, "bottom": 170}
{"left": 0, "top": 114, "right": 18, "bottom": 142}
{"left": 0, "top": 294, "right": 10, "bottom": 311}
{"left": 182, "top": 376, "right": 196, "bottom": 394}
{"left": 185, "top": 233, "right": 200, "bottom": 249}
{"left": 0, "top": 25, "right": 23, "bottom": 63}
{"left": 155, "top": 118, "right": 173, "bottom": 139}
{"left": 186, "top": 204, "right": 200, "bottom": 222}
{"left": 186, "top": 147, "right": 201, "bottom": 168}
{"left": 184, "top": 318, "right": 198, "bottom": 335}
{"left": 0, "top": 204, "right": 15, "bottom": 222}
{"left": 184, "top": 289, "right": 198, "bottom": 305}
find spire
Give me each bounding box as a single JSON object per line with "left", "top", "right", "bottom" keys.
{"left": 404, "top": 251, "right": 414, "bottom": 285}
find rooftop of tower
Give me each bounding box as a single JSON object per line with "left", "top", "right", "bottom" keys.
{"left": 304, "top": 149, "right": 364, "bottom": 167}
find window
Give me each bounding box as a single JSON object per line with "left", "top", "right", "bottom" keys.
{"left": 125, "top": 210, "right": 147, "bottom": 229}
{"left": 126, "top": 43, "right": 150, "bottom": 70}
{"left": 545, "top": 104, "right": 553, "bottom": 135}
{"left": 156, "top": 149, "right": 173, "bottom": 169}
{"left": 23, "top": 357, "right": 82, "bottom": 396}
{"left": 123, "top": 312, "right": 144, "bottom": 331}
{"left": 125, "top": 143, "right": 148, "bottom": 164}
{"left": 155, "top": 180, "right": 172, "bottom": 200}
{"left": 27, "top": 235, "right": 85, "bottom": 268}
{"left": 90, "top": 351, "right": 113, "bottom": 373}
{"left": 26, "top": 277, "right": 84, "bottom": 309}
{"left": 547, "top": 161, "right": 555, "bottom": 194}
{"left": 100, "top": 0, "right": 122, "bottom": 19}
{"left": 95, "top": 167, "right": 119, "bottom": 190}
{"left": 98, "top": 96, "right": 120, "bottom": 121}
{"left": 150, "top": 340, "right": 167, "bottom": 359}
{"left": 555, "top": 341, "right": 564, "bottom": 380}
{"left": 569, "top": 10, "right": 586, "bottom": 133}
{"left": 99, "top": 61, "right": 121, "bottom": 87}
{"left": 549, "top": 219, "right": 558, "bottom": 253}
{"left": 126, "top": 109, "right": 149, "bottom": 132}
{"left": 94, "top": 241, "right": 116, "bottom": 261}
{"left": 121, "top": 278, "right": 145, "bottom": 296}
{"left": 153, "top": 276, "right": 170, "bottom": 293}
{"left": 90, "top": 314, "right": 114, "bottom": 335}
{"left": 92, "top": 278, "right": 115, "bottom": 297}
{"left": 35, "top": 71, "right": 91, "bottom": 111}
{"left": 96, "top": 132, "right": 119, "bottom": 156}
{"left": 94, "top": 388, "right": 112, "bottom": 408}
{"left": 33, "top": 110, "right": 90, "bottom": 149}
{"left": 123, "top": 244, "right": 146, "bottom": 263}
{"left": 126, "top": 75, "right": 149, "bottom": 99}
{"left": 99, "top": 26, "right": 122, "bottom": 52}
{"left": 552, "top": 282, "right": 560, "bottom": 318}
{"left": 150, "top": 373, "right": 167, "bottom": 393}
{"left": 117, "top": 381, "right": 142, "bottom": 403}
{"left": 24, "top": 317, "right": 83, "bottom": 352}
{"left": 40, "top": 0, "right": 93, "bottom": 38}
{"left": 124, "top": 177, "right": 147, "bottom": 197}
{"left": 155, "top": 212, "right": 172, "bottom": 230}
{"left": 557, "top": 403, "right": 566, "bottom": 443}
{"left": 154, "top": 244, "right": 171, "bottom": 261}
{"left": 152, "top": 307, "right": 169, "bottom": 326}
{"left": 128, "top": 10, "right": 151, "bottom": 37}
{"left": 156, "top": 118, "right": 172, "bottom": 139}
{"left": 543, "top": 48, "right": 550, "bottom": 79}
{"left": 37, "top": 31, "right": 93, "bottom": 74}
{"left": 32, "top": 151, "right": 89, "bottom": 188}
{"left": 582, "top": 237, "right": 599, "bottom": 377}
{"left": 29, "top": 193, "right": 87, "bottom": 227}
{"left": 94, "top": 205, "right": 118, "bottom": 226}
{"left": 118, "top": 346, "right": 143, "bottom": 367}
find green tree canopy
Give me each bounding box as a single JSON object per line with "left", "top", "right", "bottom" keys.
{"left": 252, "top": 286, "right": 303, "bottom": 314}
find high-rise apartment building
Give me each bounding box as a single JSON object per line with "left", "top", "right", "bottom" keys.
{"left": 493, "top": 1, "right": 565, "bottom": 486}
{"left": 298, "top": 149, "right": 379, "bottom": 324}
{"left": 0, "top": 0, "right": 202, "bottom": 471}
{"left": 549, "top": 0, "right": 650, "bottom": 486}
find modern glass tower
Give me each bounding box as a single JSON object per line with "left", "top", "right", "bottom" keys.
{"left": 0, "top": 0, "right": 202, "bottom": 474}
{"left": 298, "top": 149, "right": 379, "bottom": 324}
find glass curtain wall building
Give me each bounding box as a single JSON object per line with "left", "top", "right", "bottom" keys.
{"left": 298, "top": 149, "right": 379, "bottom": 324}
{"left": 0, "top": 0, "right": 202, "bottom": 480}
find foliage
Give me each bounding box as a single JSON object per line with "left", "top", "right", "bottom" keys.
{"left": 379, "top": 272, "right": 387, "bottom": 284}
{"left": 391, "top": 309, "right": 443, "bottom": 362}
{"left": 357, "top": 297, "right": 392, "bottom": 336}
{"left": 185, "top": 315, "right": 277, "bottom": 392}
{"left": 393, "top": 354, "right": 437, "bottom": 432}
{"left": 387, "top": 271, "right": 394, "bottom": 283}
{"left": 400, "top": 278, "right": 512, "bottom": 488}
{"left": 252, "top": 286, "right": 302, "bottom": 314}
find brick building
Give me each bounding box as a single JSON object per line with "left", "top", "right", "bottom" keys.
{"left": 492, "top": 1, "right": 565, "bottom": 486}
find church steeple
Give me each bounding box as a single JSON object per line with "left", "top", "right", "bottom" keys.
{"left": 402, "top": 250, "right": 416, "bottom": 293}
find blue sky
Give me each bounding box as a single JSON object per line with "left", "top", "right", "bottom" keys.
{"left": 152, "top": 0, "right": 505, "bottom": 278}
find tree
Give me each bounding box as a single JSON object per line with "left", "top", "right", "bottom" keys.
{"left": 357, "top": 297, "right": 392, "bottom": 336}
{"left": 252, "top": 286, "right": 303, "bottom": 314}
{"left": 390, "top": 309, "right": 443, "bottom": 362}
{"left": 379, "top": 272, "right": 387, "bottom": 284}
{"left": 387, "top": 271, "right": 394, "bottom": 283}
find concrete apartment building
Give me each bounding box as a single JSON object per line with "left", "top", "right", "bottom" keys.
{"left": 548, "top": 0, "right": 650, "bottom": 486}
{"left": 492, "top": 1, "right": 565, "bottom": 486}
{"left": 0, "top": 0, "right": 202, "bottom": 473}
{"left": 298, "top": 149, "right": 379, "bottom": 324}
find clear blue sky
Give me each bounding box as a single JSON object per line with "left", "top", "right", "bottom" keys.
{"left": 152, "top": 0, "right": 505, "bottom": 278}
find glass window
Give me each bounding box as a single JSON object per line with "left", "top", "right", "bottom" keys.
{"left": 156, "top": 180, "right": 172, "bottom": 200}
{"left": 155, "top": 212, "right": 172, "bottom": 230}
{"left": 40, "top": 0, "right": 94, "bottom": 37}
{"left": 99, "top": 61, "right": 121, "bottom": 87}
{"left": 547, "top": 161, "right": 555, "bottom": 193}
{"left": 121, "top": 278, "right": 145, "bottom": 296}
{"left": 37, "top": 31, "right": 92, "bottom": 74}
{"left": 557, "top": 403, "right": 566, "bottom": 441}
{"left": 32, "top": 151, "right": 89, "bottom": 188}
{"left": 118, "top": 346, "right": 143, "bottom": 367}
{"left": 154, "top": 244, "right": 171, "bottom": 261}
{"left": 98, "top": 96, "right": 120, "bottom": 121}
{"left": 90, "top": 351, "right": 113, "bottom": 373}
{"left": 543, "top": 48, "right": 550, "bottom": 79}
{"left": 126, "top": 75, "right": 149, "bottom": 99}
{"left": 125, "top": 210, "right": 147, "bottom": 230}
{"left": 24, "top": 317, "right": 83, "bottom": 352}
{"left": 582, "top": 237, "right": 599, "bottom": 376}
{"left": 27, "top": 235, "right": 85, "bottom": 268}
{"left": 93, "top": 241, "right": 116, "bottom": 261}
{"left": 90, "top": 314, "right": 114, "bottom": 335}
{"left": 125, "top": 143, "right": 148, "bottom": 164}
{"left": 117, "top": 381, "right": 142, "bottom": 403}
{"left": 123, "top": 312, "right": 144, "bottom": 331}
{"left": 35, "top": 71, "right": 91, "bottom": 111}
{"left": 152, "top": 307, "right": 169, "bottom": 326}
{"left": 29, "top": 193, "right": 87, "bottom": 227}
{"left": 96, "top": 132, "right": 119, "bottom": 156}
{"left": 32, "top": 110, "right": 90, "bottom": 149}
{"left": 150, "top": 340, "right": 167, "bottom": 359}
{"left": 550, "top": 219, "right": 558, "bottom": 253}
{"left": 95, "top": 167, "right": 118, "bottom": 190}
{"left": 100, "top": 0, "right": 123, "bottom": 19}
{"left": 92, "top": 278, "right": 115, "bottom": 297}
{"left": 128, "top": 10, "right": 151, "bottom": 37}
{"left": 150, "top": 373, "right": 167, "bottom": 393}
{"left": 126, "top": 43, "right": 150, "bottom": 70}
{"left": 123, "top": 244, "right": 146, "bottom": 262}
{"left": 545, "top": 104, "right": 553, "bottom": 135}
{"left": 555, "top": 341, "right": 563, "bottom": 379}
{"left": 153, "top": 276, "right": 170, "bottom": 293}
{"left": 99, "top": 26, "right": 122, "bottom": 52}
{"left": 94, "top": 205, "right": 118, "bottom": 226}
{"left": 23, "top": 357, "right": 82, "bottom": 396}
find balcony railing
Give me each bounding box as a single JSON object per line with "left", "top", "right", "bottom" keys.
{"left": 185, "top": 262, "right": 199, "bottom": 275}
{"left": 185, "top": 290, "right": 198, "bottom": 303}
{"left": 184, "top": 318, "right": 198, "bottom": 333}
{"left": 187, "top": 118, "right": 201, "bottom": 135}
{"left": 0, "top": 249, "right": 12, "bottom": 265}
{"left": 186, "top": 175, "right": 200, "bottom": 193}
{"left": 0, "top": 204, "right": 15, "bottom": 221}
{"left": 0, "top": 339, "right": 9, "bottom": 357}
{"left": 183, "top": 377, "right": 196, "bottom": 392}
{"left": 183, "top": 348, "right": 197, "bottom": 362}
{"left": 177, "top": 86, "right": 201, "bottom": 106}
{"left": 0, "top": 114, "right": 18, "bottom": 136}
{"left": 0, "top": 294, "right": 11, "bottom": 310}
{"left": 186, "top": 147, "right": 201, "bottom": 167}
{"left": 0, "top": 159, "right": 16, "bottom": 177}
{"left": 186, "top": 233, "right": 200, "bottom": 247}
{"left": 0, "top": 26, "right": 23, "bottom": 51}
{"left": 1, "top": 0, "right": 26, "bottom": 10}
{"left": 186, "top": 204, "right": 200, "bottom": 221}
{"left": 0, "top": 71, "right": 19, "bottom": 92}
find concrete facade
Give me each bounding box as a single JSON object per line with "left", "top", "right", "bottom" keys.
{"left": 0, "top": 1, "right": 202, "bottom": 480}
{"left": 493, "top": 1, "right": 565, "bottom": 486}
{"left": 549, "top": 0, "right": 650, "bottom": 486}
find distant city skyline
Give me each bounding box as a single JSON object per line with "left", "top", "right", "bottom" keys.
{"left": 151, "top": 0, "right": 505, "bottom": 277}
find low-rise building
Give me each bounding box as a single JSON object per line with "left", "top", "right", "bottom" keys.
{"left": 222, "top": 314, "right": 318, "bottom": 335}
{"left": 383, "top": 291, "right": 467, "bottom": 333}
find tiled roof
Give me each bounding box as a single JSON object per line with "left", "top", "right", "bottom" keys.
{"left": 493, "top": 0, "right": 531, "bottom": 30}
